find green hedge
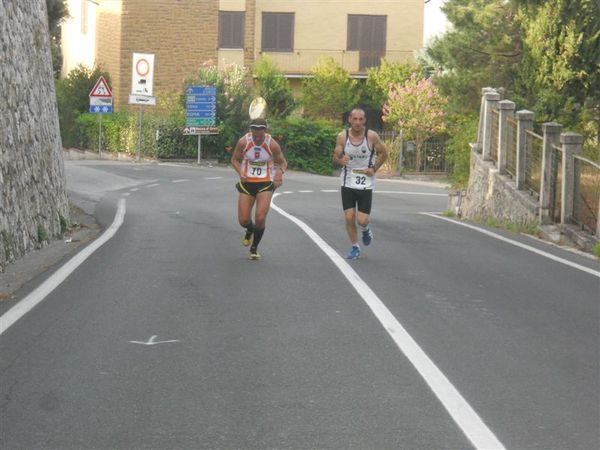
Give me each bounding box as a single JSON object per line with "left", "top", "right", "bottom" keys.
{"left": 70, "top": 112, "right": 340, "bottom": 174}
{"left": 269, "top": 118, "right": 339, "bottom": 175}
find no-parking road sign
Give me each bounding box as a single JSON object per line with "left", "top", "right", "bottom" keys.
{"left": 131, "top": 53, "right": 154, "bottom": 96}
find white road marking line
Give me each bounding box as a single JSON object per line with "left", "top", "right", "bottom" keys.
{"left": 281, "top": 191, "right": 293, "bottom": 194}
{"left": 130, "top": 188, "right": 139, "bottom": 192}
{"left": 0, "top": 199, "right": 127, "bottom": 335}
{"left": 421, "top": 213, "right": 600, "bottom": 278}
{"left": 271, "top": 196, "right": 506, "bottom": 450}
{"left": 129, "top": 335, "right": 180, "bottom": 346}
{"left": 377, "top": 190, "right": 448, "bottom": 197}
{"left": 146, "top": 183, "right": 160, "bottom": 188}
{"left": 172, "top": 179, "right": 189, "bottom": 183}
{"left": 299, "top": 190, "right": 313, "bottom": 193}
{"left": 204, "top": 176, "right": 223, "bottom": 180}
{"left": 318, "top": 189, "right": 446, "bottom": 196}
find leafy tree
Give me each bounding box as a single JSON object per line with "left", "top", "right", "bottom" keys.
{"left": 425, "top": 0, "right": 523, "bottom": 114}
{"left": 383, "top": 74, "right": 448, "bottom": 171}
{"left": 186, "top": 61, "right": 254, "bottom": 153}
{"left": 516, "top": 0, "right": 599, "bottom": 155}
{"left": 55, "top": 64, "right": 111, "bottom": 147}
{"left": 365, "top": 60, "right": 419, "bottom": 110}
{"left": 301, "top": 57, "right": 360, "bottom": 122}
{"left": 252, "top": 56, "right": 296, "bottom": 118}
{"left": 46, "top": 0, "right": 68, "bottom": 78}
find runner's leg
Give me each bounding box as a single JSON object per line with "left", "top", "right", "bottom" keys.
{"left": 238, "top": 193, "right": 256, "bottom": 239}
{"left": 251, "top": 190, "right": 273, "bottom": 251}
{"left": 344, "top": 208, "right": 358, "bottom": 245}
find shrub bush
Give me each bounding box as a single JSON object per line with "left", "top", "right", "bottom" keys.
{"left": 269, "top": 118, "right": 339, "bottom": 175}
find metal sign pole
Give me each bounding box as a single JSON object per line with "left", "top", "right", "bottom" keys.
{"left": 197, "top": 135, "right": 202, "bottom": 164}
{"left": 98, "top": 114, "right": 103, "bottom": 159}
{"left": 137, "top": 105, "right": 143, "bottom": 162}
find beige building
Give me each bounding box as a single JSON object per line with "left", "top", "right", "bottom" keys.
{"left": 62, "top": 0, "right": 424, "bottom": 109}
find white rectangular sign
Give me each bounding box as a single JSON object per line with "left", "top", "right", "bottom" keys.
{"left": 131, "top": 53, "right": 155, "bottom": 96}
{"left": 129, "top": 95, "right": 156, "bottom": 106}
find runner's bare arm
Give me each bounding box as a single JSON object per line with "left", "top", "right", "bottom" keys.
{"left": 333, "top": 132, "right": 350, "bottom": 166}
{"left": 230, "top": 138, "right": 247, "bottom": 180}
{"left": 366, "top": 131, "right": 388, "bottom": 176}
{"left": 271, "top": 139, "right": 287, "bottom": 187}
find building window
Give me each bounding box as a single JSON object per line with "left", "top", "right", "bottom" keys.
{"left": 261, "top": 12, "right": 294, "bottom": 52}
{"left": 80, "top": 0, "right": 88, "bottom": 35}
{"left": 219, "top": 11, "right": 245, "bottom": 49}
{"left": 347, "top": 14, "right": 387, "bottom": 69}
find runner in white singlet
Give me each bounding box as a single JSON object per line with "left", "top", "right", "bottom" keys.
{"left": 333, "top": 108, "right": 388, "bottom": 260}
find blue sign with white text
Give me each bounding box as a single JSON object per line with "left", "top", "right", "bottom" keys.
{"left": 186, "top": 86, "right": 217, "bottom": 127}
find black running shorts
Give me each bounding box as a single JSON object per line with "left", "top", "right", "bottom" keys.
{"left": 236, "top": 181, "right": 275, "bottom": 197}
{"left": 341, "top": 186, "right": 372, "bottom": 214}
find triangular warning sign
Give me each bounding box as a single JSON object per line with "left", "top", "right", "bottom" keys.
{"left": 89, "top": 76, "right": 112, "bottom": 98}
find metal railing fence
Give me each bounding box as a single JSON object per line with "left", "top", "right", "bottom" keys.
{"left": 490, "top": 108, "right": 499, "bottom": 162}
{"left": 524, "top": 130, "right": 543, "bottom": 197}
{"left": 573, "top": 156, "right": 600, "bottom": 233}
{"left": 505, "top": 116, "right": 518, "bottom": 177}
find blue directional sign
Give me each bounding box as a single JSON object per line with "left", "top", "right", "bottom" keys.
{"left": 186, "top": 85, "right": 217, "bottom": 128}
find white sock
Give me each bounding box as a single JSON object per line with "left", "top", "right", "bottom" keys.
{"left": 352, "top": 243, "right": 360, "bottom": 248}
{"left": 360, "top": 225, "right": 370, "bottom": 232}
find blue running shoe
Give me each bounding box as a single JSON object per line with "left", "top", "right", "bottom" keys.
{"left": 362, "top": 228, "right": 373, "bottom": 246}
{"left": 346, "top": 246, "right": 361, "bottom": 260}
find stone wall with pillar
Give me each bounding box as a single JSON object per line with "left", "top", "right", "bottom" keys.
{"left": 0, "top": 0, "right": 70, "bottom": 271}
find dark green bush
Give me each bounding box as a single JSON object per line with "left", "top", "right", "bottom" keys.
{"left": 269, "top": 118, "right": 339, "bottom": 175}
{"left": 55, "top": 65, "right": 111, "bottom": 148}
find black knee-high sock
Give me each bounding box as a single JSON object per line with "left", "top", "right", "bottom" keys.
{"left": 250, "top": 227, "right": 265, "bottom": 250}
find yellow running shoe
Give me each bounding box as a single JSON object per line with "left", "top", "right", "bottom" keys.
{"left": 242, "top": 230, "right": 253, "bottom": 247}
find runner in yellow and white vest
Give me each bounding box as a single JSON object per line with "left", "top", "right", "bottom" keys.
{"left": 231, "top": 118, "right": 287, "bottom": 260}
{"left": 333, "top": 108, "right": 388, "bottom": 260}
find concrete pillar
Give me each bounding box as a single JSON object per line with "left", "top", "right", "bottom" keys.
{"left": 476, "top": 87, "right": 495, "bottom": 151}
{"left": 515, "top": 110, "right": 534, "bottom": 190}
{"left": 560, "top": 133, "right": 583, "bottom": 225}
{"left": 497, "top": 100, "right": 516, "bottom": 173}
{"left": 482, "top": 91, "right": 500, "bottom": 161}
{"left": 539, "top": 122, "right": 562, "bottom": 224}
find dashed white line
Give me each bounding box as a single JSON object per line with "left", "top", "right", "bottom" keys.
{"left": 0, "top": 199, "right": 127, "bottom": 335}
{"left": 130, "top": 188, "right": 139, "bottom": 192}
{"left": 377, "top": 190, "right": 447, "bottom": 197}
{"left": 421, "top": 213, "right": 600, "bottom": 278}
{"left": 146, "top": 183, "right": 160, "bottom": 188}
{"left": 172, "top": 179, "right": 189, "bottom": 183}
{"left": 204, "top": 177, "right": 223, "bottom": 180}
{"left": 298, "top": 190, "right": 313, "bottom": 193}
{"left": 317, "top": 189, "right": 447, "bottom": 197}
{"left": 271, "top": 195, "right": 506, "bottom": 450}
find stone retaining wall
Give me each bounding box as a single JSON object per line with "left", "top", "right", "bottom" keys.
{"left": 0, "top": 0, "right": 70, "bottom": 271}
{"left": 458, "top": 149, "right": 538, "bottom": 225}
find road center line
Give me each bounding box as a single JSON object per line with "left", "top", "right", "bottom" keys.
{"left": 0, "top": 199, "right": 127, "bottom": 335}
{"left": 421, "top": 213, "right": 600, "bottom": 278}
{"left": 271, "top": 196, "right": 505, "bottom": 450}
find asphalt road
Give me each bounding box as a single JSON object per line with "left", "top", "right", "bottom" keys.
{"left": 1, "top": 160, "right": 598, "bottom": 450}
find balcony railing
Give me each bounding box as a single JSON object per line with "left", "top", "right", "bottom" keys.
{"left": 257, "top": 49, "right": 413, "bottom": 75}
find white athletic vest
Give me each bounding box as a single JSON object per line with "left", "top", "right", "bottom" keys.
{"left": 340, "top": 129, "right": 376, "bottom": 190}
{"left": 241, "top": 133, "right": 274, "bottom": 182}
